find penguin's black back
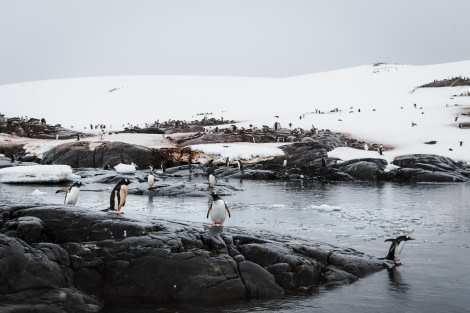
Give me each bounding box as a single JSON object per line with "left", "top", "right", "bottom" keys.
{"left": 109, "top": 179, "right": 131, "bottom": 210}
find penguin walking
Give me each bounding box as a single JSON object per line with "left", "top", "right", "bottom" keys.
{"left": 56, "top": 181, "right": 85, "bottom": 205}
{"left": 207, "top": 192, "right": 231, "bottom": 226}
{"left": 148, "top": 166, "right": 155, "bottom": 189}
{"left": 109, "top": 178, "right": 132, "bottom": 214}
{"left": 383, "top": 235, "right": 414, "bottom": 265}
{"left": 208, "top": 173, "right": 216, "bottom": 188}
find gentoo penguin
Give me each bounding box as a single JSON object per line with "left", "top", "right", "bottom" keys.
{"left": 283, "top": 159, "right": 287, "bottom": 167}
{"left": 237, "top": 160, "right": 244, "bottom": 174}
{"left": 384, "top": 235, "right": 414, "bottom": 265}
{"left": 56, "top": 181, "right": 85, "bottom": 205}
{"left": 110, "top": 178, "right": 132, "bottom": 214}
{"left": 148, "top": 166, "right": 155, "bottom": 189}
{"left": 207, "top": 192, "right": 231, "bottom": 226}
{"left": 208, "top": 173, "right": 216, "bottom": 188}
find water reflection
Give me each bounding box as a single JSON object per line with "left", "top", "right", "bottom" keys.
{"left": 147, "top": 195, "right": 154, "bottom": 212}
{"left": 387, "top": 267, "right": 410, "bottom": 295}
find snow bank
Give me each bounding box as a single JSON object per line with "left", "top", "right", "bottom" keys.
{"left": 189, "top": 143, "right": 285, "bottom": 162}
{"left": 0, "top": 165, "right": 80, "bottom": 183}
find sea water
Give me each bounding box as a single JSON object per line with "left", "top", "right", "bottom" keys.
{"left": 1, "top": 178, "right": 469, "bottom": 312}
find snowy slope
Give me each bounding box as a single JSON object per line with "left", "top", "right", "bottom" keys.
{"left": 0, "top": 61, "right": 469, "bottom": 163}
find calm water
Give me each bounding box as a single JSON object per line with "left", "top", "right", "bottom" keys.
{"left": 1, "top": 177, "right": 470, "bottom": 313}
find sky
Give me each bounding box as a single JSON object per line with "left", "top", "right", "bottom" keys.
{"left": 1, "top": 0, "right": 470, "bottom": 85}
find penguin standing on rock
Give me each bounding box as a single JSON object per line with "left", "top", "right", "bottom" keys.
{"left": 56, "top": 181, "right": 85, "bottom": 205}
{"left": 207, "top": 192, "right": 231, "bottom": 226}
{"left": 208, "top": 173, "right": 216, "bottom": 188}
{"left": 237, "top": 159, "right": 244, "bottom": 174}
{"left": 383, "top": 235, "right": 414, "bottom": 265}
{"left": 109, "top": 178, "right": 132, "bottom": 214}
{"left": 147, "top": 166, "right": 155, "bottom": 189}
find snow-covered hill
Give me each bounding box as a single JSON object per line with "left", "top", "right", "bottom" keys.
{"left": 0, "top": 61, "right": 469, "bottom": 163}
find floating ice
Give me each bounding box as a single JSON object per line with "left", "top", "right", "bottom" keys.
{"left": 114, "top": 163, "right": 137, "bottom": 174}
{"left": 310, "top": 204, "right": 342, "bottom": 212}
{"left": 0, "top": 165, "right": 80, "bottom": 183}
{"left": 32, "top": 189, "right": 47, "bottom": 195}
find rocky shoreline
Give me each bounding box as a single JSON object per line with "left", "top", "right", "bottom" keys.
{"left": 2, "top": 130, "right": 469, "bottom": 183}
{"left": 0, "top": 202, "right": 384, "bottom": 312}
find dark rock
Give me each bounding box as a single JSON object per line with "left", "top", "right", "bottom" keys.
{"left": 0, "top": 233, "right": 102, "bottom": 312}
{"left": 0, "top": 115, "right": 82, "bottom": 139}
{"left": 0, "top": 202, "right": 386, "bottom": 309}
{"left": 238, "top": 261, "right": 285, "bottom": 298}
{"left": 334, "top": 158, "right": 387, "bottom": 181}
{"left": 390, "top": 154, "right": 470, "bottom": 182}
{"left": 41, "top": 141, "right": 168, "bottom": 169}
{"left": 123, "top": 127, "right": 165, "bottom": 134}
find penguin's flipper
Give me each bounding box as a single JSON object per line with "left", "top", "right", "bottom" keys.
{"left": 225, "top": 204, "right": 231, "bottom": 218}
{"left": 207, "top": 205, "right": 213, "bottom": 219}
{"left": 55, "top": 189, "right": 68, "bottom": 193}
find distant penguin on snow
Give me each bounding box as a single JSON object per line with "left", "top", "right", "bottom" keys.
{"left": 56, "top": 181, "right": 85, "bottom": 205}
{"left": 109, "top": 178, "right": 132, "bottom": 214}
{"left": 207, "top": 192, "right": 231, "bottom": 226}
{"left": 384, "top": 235, "right": 414, "bottom": 265}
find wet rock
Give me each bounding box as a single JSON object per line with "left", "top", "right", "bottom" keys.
{"left": 0, "top": 202, "right": 385, "bottom": 309}
{"left": 0, "top": 233, "right": 102, "bottom": 312}
{"left": 333, "top": 158, "right": 388, "bottom": 181}
{"left": 239, "top": 261, "right": 285, "bottom": 298}
{"left": 390, "top": 154, "right": 470, "bottom": 182}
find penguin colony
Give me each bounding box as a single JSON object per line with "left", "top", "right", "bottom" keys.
{"left": 56, "top": 160, "right": 414, "bottom": 265}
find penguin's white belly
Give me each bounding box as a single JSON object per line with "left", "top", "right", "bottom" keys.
{"left": 208, "top": 175, "right": 216, "bottom": 185}
{"left": 112, "top": 191, "right": 119, "bottom": 210}
{"left": 148, "top": 175, "right": 155, "bottom": 186}
{"left": 65, "top": 187, "right": 80, "bottom": 205}
{"left": 394, "top": 241, "right": 406, "bottom": 258}
{"left": 210, "top": 200, "right": 226, "bottom": 223}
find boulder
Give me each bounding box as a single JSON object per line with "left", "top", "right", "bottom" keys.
{"left": 0, "top": 233, "right": 102, "bottom": 312}
{"left": 334, "top": 158, "right": 388, "bottom": 181}
{"left": 391, "top": 154, "right": 470, "bottom": 182}
{"left": 41, "top": 141, "right": 167, "bottom": 169}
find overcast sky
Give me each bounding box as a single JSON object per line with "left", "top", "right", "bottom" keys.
{"left": 1, "top": 0, "right": 470, "bottom": 85}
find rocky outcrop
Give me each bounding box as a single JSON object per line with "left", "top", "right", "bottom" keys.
{"left": 41, "top": 141, "right": 173, "bottom": 170}
{"left": 0, "top": 203, "right": 384, "bottom": 310}
{"left": 3, "top": 124, "right": 469, "bottom": 182}
{"left": 388, "top": 154, "right": 470, "bottom": 182}
{"left": 0, "top": 115, "right": 81, "bottom": 139}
